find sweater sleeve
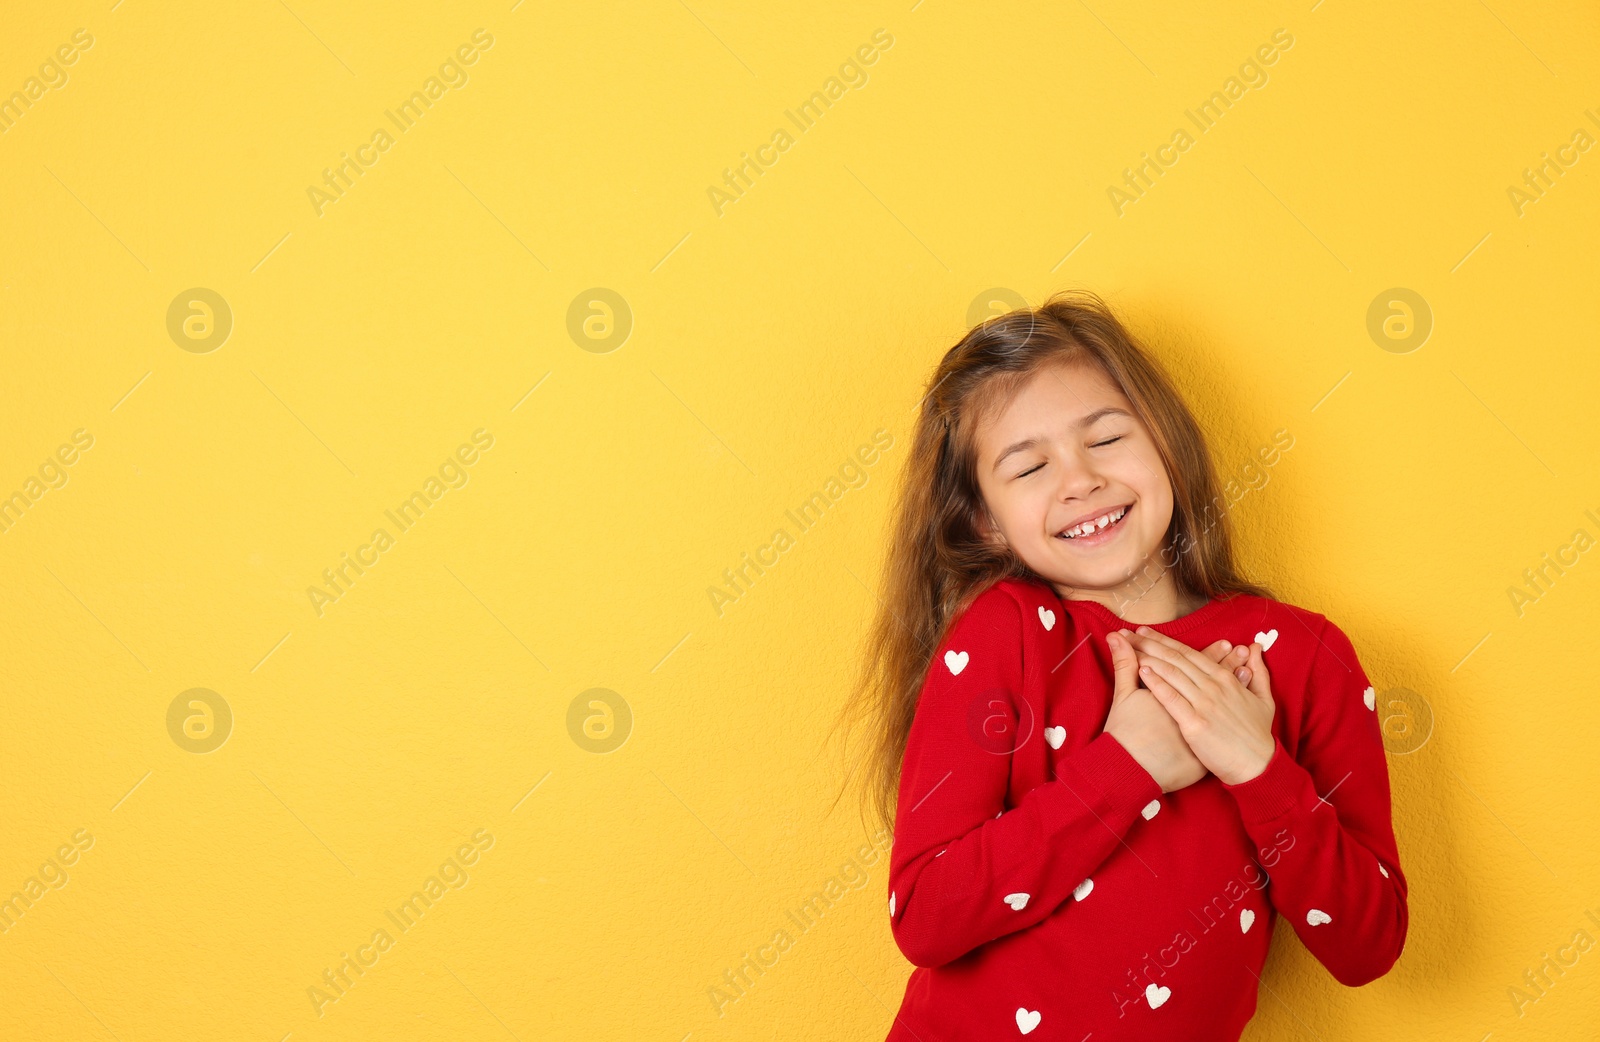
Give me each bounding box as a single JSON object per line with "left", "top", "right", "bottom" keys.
{"left": 1219, "top": 617, "right": 1409, "bottom": 986}
{"left": 887, "top": 588, "right": 1162, "bottom": 969}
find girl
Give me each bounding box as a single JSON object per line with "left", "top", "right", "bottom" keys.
{"left": 835, "top": 291, "right": 1407, "bottom": 1041}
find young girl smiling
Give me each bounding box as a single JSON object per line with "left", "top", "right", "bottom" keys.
{"left": 838, "top": 291, "right": 1407, "bottom": 1040}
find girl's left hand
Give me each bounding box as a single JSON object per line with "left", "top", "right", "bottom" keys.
{"left": 1122, "top": 626, "right": 1277, "bottom": 785}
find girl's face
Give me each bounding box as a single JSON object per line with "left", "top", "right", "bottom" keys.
{"left": 972, "top": 357, "right": 1179, "bottom": 612}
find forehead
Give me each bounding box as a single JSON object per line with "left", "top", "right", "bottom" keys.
{"left": 973, "top": 358, "right": 1129, "bottom": 442}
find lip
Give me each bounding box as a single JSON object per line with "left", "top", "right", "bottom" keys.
{"left": 1057, "top": 502, "right": 1133, "bottom": 535}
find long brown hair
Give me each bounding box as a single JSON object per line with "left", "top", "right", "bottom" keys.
{"left": 828, "top": 289, "right": 1274, "bottom": 833}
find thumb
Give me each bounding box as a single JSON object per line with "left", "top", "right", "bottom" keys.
{"left": 1108, "top": 631, "right": 1140, "bottom": 702}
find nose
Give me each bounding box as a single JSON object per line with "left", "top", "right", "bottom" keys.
{"left": 1055, "top": 449, "right": 1104, "bottom": 502}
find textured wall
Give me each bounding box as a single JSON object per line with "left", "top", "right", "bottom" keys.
{"left": 2, "top": 1, "right": 1597, "bottom": 1040}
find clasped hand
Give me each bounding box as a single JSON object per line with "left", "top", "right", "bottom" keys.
{"left": 1102, "top": 626, "right": 1277, "bottom": 791}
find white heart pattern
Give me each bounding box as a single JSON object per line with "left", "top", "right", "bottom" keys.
{"left": 1378, "top": 863, "right": 1389, "bottom": 878}
{"left": 1363, "top": 685, "right": 1376, "bottom": 711}
{"left": 889, "top": 892, "right": 895, "bottom": 916}
{"left": 1141, "top": 799, "right": 1161, "bottom": 820}
{"left": 1073, "top": 878, "right": 1094, "bottom": 901}
{"left": 1255, "top": 629, "right": 1278, "bottom": 652}
{"left": 1306, "top": 908, "right": 1332, "bottom": 926}
{"left": 1015, "top": 1008, "right": 1041, "bottom": 1035}
{"left": 1145, "top": 983, "right": 1171, "bottom": 1009}
{"left": 945, "top": 650, "right": 969, "bottom": 675}
{"left": 1044, "top": 726, "right": 1066, "bottom": 750}
{"left": 1038, "top": 606, "right": 1056, "bottom": 631}
{"left": 1239, "top": 908, "right": 1255, "bottom": 933}
{"left": 1003, "top": 892, "right": 1030, "bottom": 911}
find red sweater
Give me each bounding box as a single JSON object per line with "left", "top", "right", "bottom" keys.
{"left": 884, "top": 578, "right": 1407, "bottom": 1042}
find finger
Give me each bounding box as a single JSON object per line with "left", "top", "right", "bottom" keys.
{"left": 1135, "top": 627, "right": 1246, "bottom": 692}
{"left": 1107, "top": 631, "right": 1142, "bottom": 702}
{"left": 1128, "top": 630, "right": 1217, "bottom": 692}
{"left": 1243, "top": 642, "right": 1273, "bottom": 700}
{"left": 1139, "top": 655, "right": 1205, "bottom": 709}
{"left": 1130, "top": 627, "right": 1221, "bottom": 675}
{"left": 1222, "top": 645, "right": 1252, "bottom": 690}
{"left": 1138, "top": 661, "right": 1202, "bottom": 730}
{"left": 1200, "top": 641, "right": 1253, "bottom": 670}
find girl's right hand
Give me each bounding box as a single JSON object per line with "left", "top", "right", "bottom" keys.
{"left": 1102, "top": 631, "right": 1250, "bottom": 793}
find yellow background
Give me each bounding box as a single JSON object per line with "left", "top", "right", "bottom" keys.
{"left": 3, "top": 1, "right": 1599, "bottom": 1039}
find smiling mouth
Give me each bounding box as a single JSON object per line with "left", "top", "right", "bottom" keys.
{"left": 1056, "top": 504, "right": 1131, "bottom": 541}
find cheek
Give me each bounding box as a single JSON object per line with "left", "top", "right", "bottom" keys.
{"left": 991, "top": 493, "right": 1036, "bottom": 537}
{"left": 1122, "top": 459, "right": 1175, "bottom": 534}
{"left": 1116, "top": 452, "right": 1167, "bottom": 506}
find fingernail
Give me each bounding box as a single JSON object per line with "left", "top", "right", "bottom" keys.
{"left": 1140, "top": 665, "right": 1151, "bottom": 674}
{"left": 1219, "top": 640, "right": 1232, "bottom": 651}
{"left": 1235, "top": 668, "right": 1247, "bottom": 680}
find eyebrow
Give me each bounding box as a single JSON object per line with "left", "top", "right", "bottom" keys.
{"left": 992, "top": 407, "right": 1132, "bottom": 470}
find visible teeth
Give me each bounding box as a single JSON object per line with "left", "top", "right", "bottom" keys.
{"left": 1061, "top": 506, "right": 1127, "bottom": 539}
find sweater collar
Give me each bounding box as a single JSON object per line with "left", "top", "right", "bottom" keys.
{"left": 1060, "top": 591, "right": 1237, "bottom": 636}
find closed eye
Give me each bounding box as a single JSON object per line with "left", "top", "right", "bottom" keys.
{"left": 1016, "top": 436, "right": 1121, "bottom": 476}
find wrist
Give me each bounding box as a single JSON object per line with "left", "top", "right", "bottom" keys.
{"left": 1219, "top": 738, "right": 1275, "bottom": 786}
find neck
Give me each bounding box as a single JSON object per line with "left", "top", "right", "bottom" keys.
{"left": 1054, "top": 554, "right": 1204, "bottom": 625}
